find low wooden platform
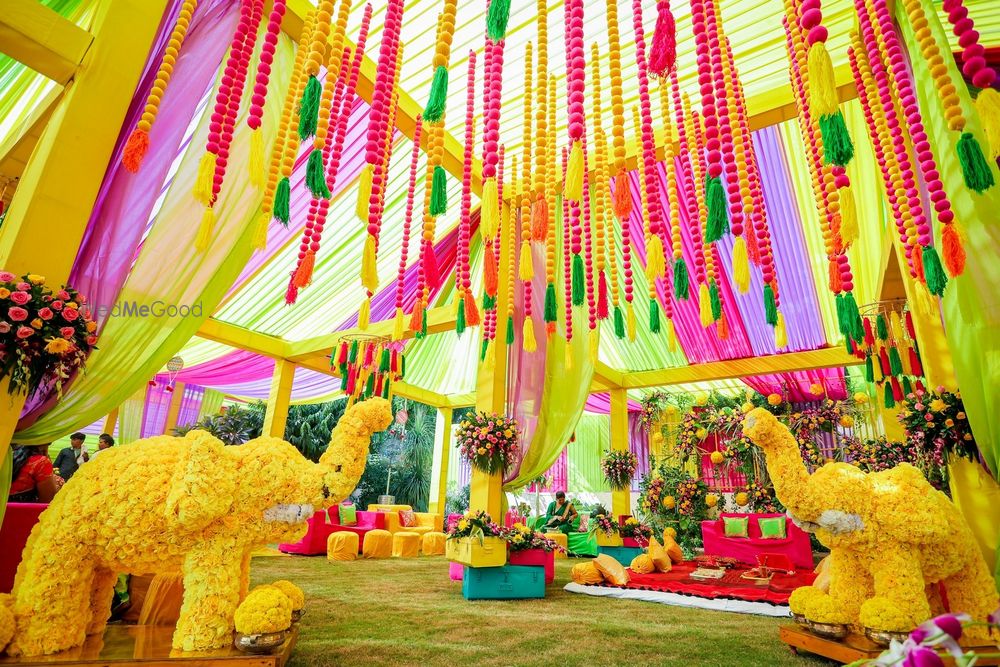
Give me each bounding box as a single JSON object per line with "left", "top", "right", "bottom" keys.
{"left": 0, "top": 625, "right": 298, "bottom": 667}
{"left": 780, "top": 624, "right": 1000, "bottom": 665}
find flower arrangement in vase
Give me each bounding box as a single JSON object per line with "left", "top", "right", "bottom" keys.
{"left": 456, "top": 411, "right": 519, "bottom": 474}
{"left": 0, "top": 272, "right": 98, "bottom": 397}
{"left": 619, "top": 516, "right": 653, "bottom": 547}
{"left": 601, "top": 449, "right": 638, "bottom": 490}
{"left": 587, "top": 505, "right": 622, "bottom": 546}
{"left": 899, "top": 387, "right": 978, "bottom": 466}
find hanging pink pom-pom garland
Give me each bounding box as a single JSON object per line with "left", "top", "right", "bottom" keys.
{"left": 247, "top": 0, "right": 286, "bottom": 136}
{"left": 457, "top": 52, "right": 478, "bottom": 334}
{"left": 325, "top": 4, "right": 373, "bottom": 191}
{"left": 647, "top": 0, "right": 677, "bottom": 80}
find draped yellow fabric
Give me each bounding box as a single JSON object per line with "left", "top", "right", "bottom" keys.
{"left": 117, "top": 388, "right": 146, "bottom": 444}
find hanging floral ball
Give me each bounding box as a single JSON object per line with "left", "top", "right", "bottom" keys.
{"left": 663, "top": 495, "right": 676, "bottom": 510}
{"left": 853, "top": 391, "right": 869, "bottom": 404}
{"left": 734, "top": 491, "right": 749, "bottom": 506}
{"left": 810, "top": 383, "right": 824, "bottom": 397}
{"left": 741, "top": 402, "right": 754, "bottom": 414}
{"left": 705, "top": 493, "right": 719, "bottom": 508}
{"left": 839, "top": 415, "right": 855, "bottom": 428}
{"left": 767, "top": 393, "right": 783, "bottom": 406}
{"left": 695, "top": 392, "right": 709, "bottom": 406}
{"left": 709, "top": 451, "right": 725, "bottom": 465}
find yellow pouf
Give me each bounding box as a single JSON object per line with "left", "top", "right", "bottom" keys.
{"left": 361, "top": 529, "right": 392, "bottom": 559}
{"left": 421, "top": 531, "right": 446, "bottom": 556}
{"left": 327, "top": 531, "right": 359, "bottom": 562}
{"left": 392, "top": 531, "right": 421, "bottom": 558}
{"left": 547, "top": 532, "right": 569, "bottom": 558}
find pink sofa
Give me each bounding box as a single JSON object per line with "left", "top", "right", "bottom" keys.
{"left": 0, "top": 503, "right": 47, "bottom": 592}
{"left": 701, "top": 512, "right": 814, "bottom": 570}
{"left": 278, "top": 505, "right": 386, "bottom": 555}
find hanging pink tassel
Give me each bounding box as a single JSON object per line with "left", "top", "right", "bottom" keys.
{"left": 909, "top": 347, "right": 923, "bottom": 377}
{"left": 647, "top": 0, "right": 677, "bottom": 79}
{"left": 890, "top": 376, "right": 903, "bottom": 401}
{"left": 284, "top": 274, "right": 299, "bottom": 305}
{"left": 597, "top": 270, "right": 609, "bottom": 319}
{"left": 363, "top": 342, "right": 374, "bottom": 367}
{"left": 423, "top": 241, "right": 441, "bottom": 290}
{"left": 336, "top": 341, "right": 349, "bottom": 366}
{"left": 346, "top": 366, "right": 357, "bottom": 395}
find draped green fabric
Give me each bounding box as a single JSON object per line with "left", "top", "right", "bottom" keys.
{"left": 117, "top": 388, "right": 146, "bottom": 444}
{"left": 568, "top": 413, "right": 611, "bottom": 492}
{"left": 14, "top": 35, "right": 295, "bottom": 443}
{"left": 197, "top": 389, "right": 224, "bottom": 420}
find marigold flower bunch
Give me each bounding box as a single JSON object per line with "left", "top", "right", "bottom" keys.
{"left": 234, "top": 586, "right": 293, "bottom": 635}
{"left": 501, "top": 523, "right": 567, "bottom": 553}
{"left": 455, "top": 411, "right": 519, "bottom": 474}
{"left": 619, "top": 516, "right": 653, "bottom": 545}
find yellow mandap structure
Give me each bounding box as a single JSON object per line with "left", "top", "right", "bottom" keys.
{"left": 1, "top": 398, "right": 392, "bottom": 657}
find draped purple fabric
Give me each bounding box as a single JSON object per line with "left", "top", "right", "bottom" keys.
{"left": 140, "top": 384, "right": 170, "bottom": 437}
{"left": 628, "top": 412, "right": 650, "bottom": 492}
{"left": 175, "top": 384, "right": 205, "bottom": 428}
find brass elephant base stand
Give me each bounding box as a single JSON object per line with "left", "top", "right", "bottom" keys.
{"left": 0, "top": 625, "right": 298, "bottom": 667}
{"left": 779, "top": 624, "right": 1000, "bottom": 665}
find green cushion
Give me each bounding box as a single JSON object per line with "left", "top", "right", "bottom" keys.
{"left": 339, "top": 504, "right": 358, "bottom": 526}
{"left": 723, "top": 516, "right": 749, "bottom": 538}
{"left": 757, "top": 517, "right": 787, "bottom": 539}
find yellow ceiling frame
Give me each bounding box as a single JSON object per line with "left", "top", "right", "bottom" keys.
{"left": 0, "top": 0, "right": 93, "bottom": 85}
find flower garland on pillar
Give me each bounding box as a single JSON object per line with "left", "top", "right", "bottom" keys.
{"left": 457, "top": 52, "right": 479, "bottom": 336}
{"left": 479, "top": 0, "right": 511, "bottom": 243}
{"left": 123, "top": 0, "right": 200, "bottom": 172}
{"left": 590, "top": 43, "right": 611, "bottom": 322}
{"left": 391, "top": 115, "right": 423, "bottom": 340}
{"left": 941, "top": 0, "right": 1000, "bottom": 159}
{"left": 901, "top": 0, "right": 993, "bottom": 192}
{"left": 193, "top": 0, "right": 261, "bottom": 251}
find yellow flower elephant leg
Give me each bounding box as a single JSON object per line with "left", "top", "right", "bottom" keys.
{"left": 941, "top": 552, "right": 998, "bottom": 640}
{"left": 8, "top": 558, "right": 96, "bottom": 656}
{"left": 172, "top": 539, "right": 244, "bottom": 651}
{"left": 827, "top": 549, "right": 873, "bottom": 625}
{"left": 84, "top": 568, "right": 118, "bottom": 636}
{"left": 862, "top": 545, "right": 932, "bottom": 629}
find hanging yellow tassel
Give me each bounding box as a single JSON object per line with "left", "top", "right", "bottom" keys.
{"left": 666, "top": 318, "right": 677, "bottom": 353}
{"left": 872, "top": 346, "right": 884, "bottom": 382}
{"left": 732, "top": 235, "right": 750, "bottom": 293}
{"left": 195, "top": 206, "right": 215, "bottom": 251}
{"left": 699, "top": 282, "right": 713, "bottom": 327}
{"left": 452, "top": 294, "right": 462, "bottom": 317}
{"left": 645, "top": 235, "right": 666, "bottom": 281}
{"left": 483, "top": 338, "right": 496, "bottom": 371}
{"left": 564, "top": 341, "right": 574, "bottom": 370}
{"left": 356, "top": 164, "right": 374, "bottom": 222}
{"left": 626, "top": 301, "right": 636, "bottom": 342}
{"left": 250, "top": 127, "right": 265, "bottom": 188}
{"left": 807, "top": 42, "right": 839, "bottom": 117}
{"left": 889, "top": 310, "right": 905, "bottom": 343}
{"left": 565, "top": 140, "right": 584, "bottom": 202}
{"left": 523, "top": 316, "right": 537, "bottom": 352}
{"left": 519, "top": 240, "right": 534, "bottom": 280}
{"left": 975, "top": 88, "right": 1000, "bottom": 159}
{"left": 193, "top": 153, "right": 216, "bottom": 205}
{"left": 900, "top": 339, "right": 913, "bottom": 375}
{"left": 358, "top": 296, "right": 371, "bottom": 330}
{"left": 252, "top": 209, "right": 269, "bottom": 251}
{"left": 912, "top": 279, "right": 934, "bottom": 317}
{"left": 481, "top": 177, "right": 500, "bottom": 239}
{"left": 775, "top": 311, "right": 788, "bottom": 348}
{"left": 361, "top": 234, "right": 379, "bottom": 292}
{"left": 392, "top": 306, "right": 405, "bottom": 341}
{"left": 838, "top": 184, "right": 858, "bottom": 248}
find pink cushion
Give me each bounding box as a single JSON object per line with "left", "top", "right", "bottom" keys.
{"left": 701, "top": 513, "right": 813, "bottom": 570}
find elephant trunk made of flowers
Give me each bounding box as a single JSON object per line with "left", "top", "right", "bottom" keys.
{"left": 2, "top": 398, "right": 392, "bottom": 657}
{"left": 742, "top": 408, "right": 997, "bottom": 636}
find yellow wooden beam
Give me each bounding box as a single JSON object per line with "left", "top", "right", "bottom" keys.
{"left": 621, "top": 347, "right": 861, "bottom": 389}
{"left": 0, "top": 0, "right": 93, "bottom": 84}
{"left": 392, "top": 381, "right": 449, "bottom": 409}
{"left": 101, "top": 408, "right": 119, "bottom": 436}
{"left": 0, "top": 0, "right": 168, "bottom": 281}
{"left": 0, "top": 86, "right": 62, "bottom": 188}
{"left": 263, "top": 359, "right": 295, "bottom": 437}
{"left": 282, "top": 0, "right": 481, "bottom": 195}
{"left": 444, "top": 392, "right": 476, "bottom": 408}
{"left": 429, "top": 406, "right": 453, "bottom": 516}
{"left": 195, "top": 318, "right": 289, "bottom": 358}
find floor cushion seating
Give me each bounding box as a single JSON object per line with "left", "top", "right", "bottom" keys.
{"left": 278, "top": 505, "right": 385, "bottom": 555}
{"left": 392, "top": 531, "right": 421, "bottom": 558}
{"left": 529, "top": 515, "right": 597, "bottom": 557}
{"left": 327, "top": 531, "right": 359, "bottom": 561}
{"left": 378, "top": 509, "right": 445, "bottom": 534}
{"left": 421, "top": 531, "right": 446, "bottom": 556}
{"left": 546, "top": 532, "right": 568, "bottom": 559}
{"left": 362, "top": 529, "right": 393, "bottom": 559}
{"left": 701, "top": 512, "right": 813, "bottom": 570}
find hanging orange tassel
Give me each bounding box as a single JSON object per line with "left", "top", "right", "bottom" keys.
{"left": 828, "top": 258, "right": 841, "bottom": 293}
{"left": 911, "top": 246, "right": 925, "bottom": 285}
{"left": 293, "top": 251, "right": 316, "bottom": 288}
{"left": 531, "top": 196, "right": 549, "bottom": 241}
{"left": 941, "top": 224, "right": 966, "bottom": 277}
{"left": 612, "top": 168, "right": 633, "bottom": 220}
{"left": 408, "top": 298, "right": 425, "bottom": 333}
{"left": 484, "top": 243, "right": 499, "bottom": 296}
{"left": 123, "top": 129, "right": 150, "bottom": 173}
{"left": 717, "top": 311, "right": 729, "bottom": 340}
{"left": 464, "top": 290, "right": 481, "bottom": 326}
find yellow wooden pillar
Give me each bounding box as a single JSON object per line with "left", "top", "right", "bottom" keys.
{"left": 102, "top": 408, "right": 119, "bottom": 435}
{"left": 610, "top": 387, "right": 631, "bottom": 519}
{"left": 470, "top": 203, "right": 512, "bottom": 519}
{"left": 263, "top": 359, "right": 295, "bottom": 438}
{"left": 429, "top": 407, "right": 453, "bottom": 516}
{"left": 162, "top": 383, "right": 186, "bottom": 435}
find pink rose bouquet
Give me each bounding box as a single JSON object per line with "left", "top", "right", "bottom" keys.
{"left": 455, "top": 411, "right": 519, "bottom": 474}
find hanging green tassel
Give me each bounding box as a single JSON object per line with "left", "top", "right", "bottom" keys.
{"left": 481, "top": 338, "right": 489, "bottom": 361}
{"left": 379, "top": 348, "right": 391, "bottom": 372}
{"left": 430, "top": 165, "right": 448, "bottom": 216}
{"left": 571, "top": 254, "right": 585, "bottom": 306}
{"left": 456, "top": 296, "right": 466, "bottom": 335}
{"left": 842, "top": 291, "right": 863, "bottom": 343}
{"left": 423, "top": 66, "right": 450, "bottom": 123}
{"left": 340, "top": 373, "right": 348, "bottom": 391}
{"left": 835, "top": 293, "right": 848, "bottom": 336}
{"left": 864, "top": 354, "right": 874, "bottom": 382}
{"left": 613, "top": 305, "right": 625, "bottom": 339}
{"left": 348, "top": 339, "right": 359, "bottom": 363}
{"left": 417, "top": 309, "right": 428, "bottom": 339}
{"left": 922, "top": 245, "right": 948, "bottom": 296}
{"left": 365, "top": 372, "right": 375, "bottom": 398}
{"left": 382, "top": 377, "right": 391, "bottom": 399}
{"left": 876, "top": 313, "right": 889, "bottom": 341}
{"left": 818, "top": 111, "right": 854, "bottom": 166}
{"left": 298, "top": 75, "right": 322, "bottom": 140}
{"left": 305, "top": 149, "right": 330, "bottom": 199}
{"left": 844, "top": 337, "right": 853, "bottom": 353}
{"left": 763, "top": 284, "right": 778, "bottom": 326}
{"left": 400, "top": 353, "right": 406, "bottom": 378}
{"left": 506, "top": 314, "right": 515, "bottom": 345}
{"left": 903, "top": 375, "right": 914, "bottom": 397}
{"left": 486, "top": 0, "right": 512, "bottom": 40}
{"left": 956, "top": 132, "right": 995, "bottom": 193}
{"left": 544, "top": 282, "right": 558, "bottom": 322}
{"left": 649, "top": 298, "right": 661, "bottom": 333}
{"left": 273, "top": 176, "right": 291, "bottom": 225}
{"left": 673, "top": 257, "right": 690, "bottom": 300}
{"left": 883, "top": 381, "right": 895, "bottom": 408}
{"left": 704, "top": 176, "right": 729, "bottom": 242}
{"left": 483, "top": 293, "right": 496, "bottom": 311}
{"left": 888, "top": 346, "right": 903, "bottom": 377}
{"left": 708, "top": 280, "right": 722, "bottom": 321}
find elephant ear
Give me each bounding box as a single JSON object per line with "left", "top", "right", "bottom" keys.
{"left": 871, "top": 463, "right": 950, "bottom": 543}
{"left": 164, "top": 431, "right": 236, "bottom": 532}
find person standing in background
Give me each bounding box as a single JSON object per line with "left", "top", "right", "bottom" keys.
{"left": 54, "top": 432, "right": 88, "bottom": 481}
{"left": 91, "top": 433, "right": 114, "bottom": 459}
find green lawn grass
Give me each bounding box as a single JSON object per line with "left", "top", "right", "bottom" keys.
{"left": 250, "top": 554, "right": 829, "bottom": 667}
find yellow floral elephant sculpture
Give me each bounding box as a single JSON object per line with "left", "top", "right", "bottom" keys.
{"left": 743, "top": 408, "right": 997, "bottom": 635}
{"left": 2, "top": 398, "right": 392, "bottom": 657}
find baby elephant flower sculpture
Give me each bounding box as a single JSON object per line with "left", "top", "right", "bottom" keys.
{"left": 2, "top": 398, "right": 392, "bottom": 657}
{"left": 743, "top": 408, "right": 997, "bottom": 636}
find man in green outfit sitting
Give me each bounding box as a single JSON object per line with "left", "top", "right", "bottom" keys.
{"left": 543, "top": 492, "right": 578, "bottom": 534}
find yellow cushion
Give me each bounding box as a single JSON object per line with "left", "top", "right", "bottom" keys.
{"left": 421, "top": 532, "right": 446, "bottom": 556}
{"left": 662, "top": 532, "right": 684, "bottom": 563}
{"left": 647, "top": 537, "right": 672, "bottom": 573}
{"left": 392, "top": 531, "right": 421, "bottom": 558}
{"left": 326, "top": 531, "right": 359, "bottom": 562}
{"left": 547, "top": 532, "right": 568, "bottom": 559}
{"left": 630, "top": 554, "right": 655, "bottom": 574}
{"left": 570, "top": 562, "right": 604, "bottom": 585}
{"left": 361, "top": 529, "right": 392, "bottom": 559}
{"left": 593, "top": 554, "right": 630, "bottom": 586}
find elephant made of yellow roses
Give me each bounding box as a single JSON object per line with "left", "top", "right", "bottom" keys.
{"left": 1, "top": 398, "right": 392, "bottom": 657}
{"left": 743, "top": 408, "right": 997, "bottom": 636}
